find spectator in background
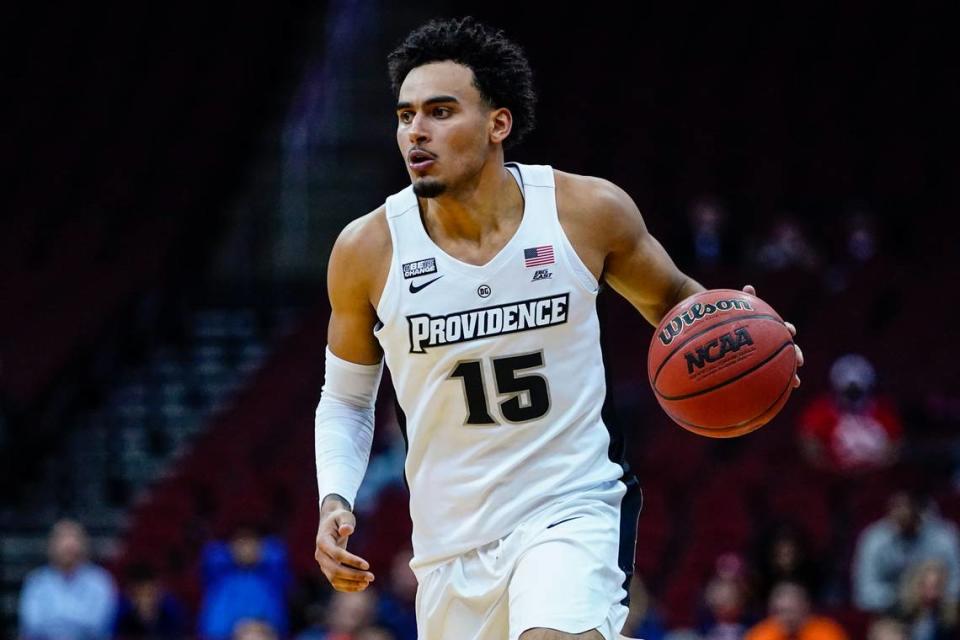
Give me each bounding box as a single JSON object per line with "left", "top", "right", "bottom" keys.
{"left": 328, "top": 589, "right": 377, "bottom": 636}
{"left": 799, "top": 354, "right": 902, "bottom": 473}
{"left": 867, "top": 618, "right": 907, "bottom": 640}
{"left": 114, "top": 563, "right": 187, "bottom": 639}
{"left": 843, "top": 208, "right": 878, "bottom": 265}
{"left": 622, "top": 575, "right": 667, "bottom": 640}
{"left": 198, "top": 524, "right": 291, "bottom": 640}
{"left": 232, "top": 619, "right": 279, "bottom": 640}
{"left": 853, "top": 491, "right": 960, "bottom": 614}
{"left": 687, "top": 196, "right": 732, "bottom": 269}
{"left": 898, "top": 559, "right": 958, "bottom": 640}
{"left": 664, "top": 632, "right": 705, "bottom": 640}
{"left": 18, "top": 518, "right": 117, "bottom": 640}
{"left": 295, "top": 600, "right": 328, "bottom": 640}
{"left": 754, "top": 524, "right": 824, "bottom": 606}
{"left": 376, "top": 548, "right": 417, "bottom": 640}
{"left": 295, "top": 589, "right": 379, "bottom": 640}
{"left": 751, "top": 215, "right": 821, "bottom": 272}
{"left": 745, "top": 582, "right": 847, "bottom": 640}
{"left": 698, "top": 575, "right": 751, "bottom": 640}
{"left": 697, "top": 555, "right": 755, "bottom": 640}
{"left": 824, "top": 205, "right": 881, "bottom": 293}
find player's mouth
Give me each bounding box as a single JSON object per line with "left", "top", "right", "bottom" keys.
{"left": 408, "top": 149, "right": 436, "bottom": 173}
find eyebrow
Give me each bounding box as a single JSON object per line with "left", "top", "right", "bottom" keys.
{"left": 396, "top": 95, "right": 460, "bottom": 111}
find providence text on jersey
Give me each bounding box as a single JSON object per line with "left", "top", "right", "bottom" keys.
{"left": 406, "top": 293, "right": 570, "bottom": 353}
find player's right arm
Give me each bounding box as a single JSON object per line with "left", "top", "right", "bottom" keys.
{"left": 314, "top": 207, "right": 391, "bottom": 592}
{"left": 326, "top": 208, "right": 390, "bottom": 365}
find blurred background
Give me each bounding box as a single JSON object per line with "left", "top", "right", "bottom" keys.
{"left": 2, "top": 2, "right": 958, "bottom": 639}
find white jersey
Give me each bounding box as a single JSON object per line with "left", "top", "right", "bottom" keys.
{"left": 373, "top": 162, "right": 625, "bottom": 573}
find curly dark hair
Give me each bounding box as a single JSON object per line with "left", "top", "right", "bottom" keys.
{"left": 387, "top": 16, "right": 537, "bottom": 149}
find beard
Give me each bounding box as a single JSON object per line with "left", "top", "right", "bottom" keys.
{"left": 412, "top": 177, "right": 447, "bottom": 198}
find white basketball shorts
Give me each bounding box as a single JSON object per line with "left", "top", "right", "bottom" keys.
{"left": 413, "top": 481, "right": 629, "bottom": 640}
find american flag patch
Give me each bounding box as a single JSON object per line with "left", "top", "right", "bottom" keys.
{"left": 524, "top": 245, "right": 555, "bottom": 267}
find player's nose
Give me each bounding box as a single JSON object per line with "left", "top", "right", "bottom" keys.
{"left": 407, "top": 112, "right": 430, "bottom": 143}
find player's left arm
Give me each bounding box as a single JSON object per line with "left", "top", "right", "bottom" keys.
{"left": 597, "top": 186, "right": 705, "bottom": 327}
{"left": 561, "top": 175, "right": 802, "bottom": 386}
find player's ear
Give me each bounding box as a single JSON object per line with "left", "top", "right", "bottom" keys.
{"left": 489, "top": 107, "right": 513, "bottom": 145}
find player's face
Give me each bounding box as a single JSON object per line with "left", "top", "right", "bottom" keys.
{"left": 396, "top": 61, "right": 495, "bottom": 198}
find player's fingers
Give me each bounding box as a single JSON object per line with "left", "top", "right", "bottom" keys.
{"left": 328, "top": 566, "right": 375, "bottom": 583}
{"left": 328, "top": 563, "right": 375, "bottom": 583}
{"left": 331, "top": 577, "right": 372, "bottom": 592}
{"left": 315, "top": 544, "right": 336, "bottom": 569}
{"left": 314, "top": 549, "right": 375, "bottom": 584}
{"left": 742, "top": 284, "right": 756, "bottom": 296}
{"left": 334, "top": 511, "right": 356, "bottom": 539}
{"left": 792, "top": 341, "right": 803, "bottom": 387}
{"left": 314, "top": 530, "right": 340, "bottom": 555}
{"left": 327, "top": 544, "right": 370, "bottom": 570}
{"left": 315, "top": 537, "right": 370, "bottom": 571}
{"left": 784, "top": 321, "right": 797, "bottom": 337}
{"left": 330, "top": 569, "right": 374, "bottom": 584}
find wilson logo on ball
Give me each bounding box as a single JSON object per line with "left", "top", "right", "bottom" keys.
{"left": 684, "top": 327, "right": 755, "bottom": 374}
{"left": 658, "top": 298, "right": 754, "bottom": 346}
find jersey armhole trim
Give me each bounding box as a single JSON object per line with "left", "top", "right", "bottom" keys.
{"left": 374, "top": 208, "right": 405, "bottom": 325}
{"left": 555, "top": 222, "right": 600, "bottom": 294}
{"left": 549, "top": 177, "right": 600, "bottom": 294}
{"left": 543, "top": 167, "right": 599, "bottom": 294}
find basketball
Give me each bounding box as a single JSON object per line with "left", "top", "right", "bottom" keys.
{"left": 647, "top": 289, "right": 797, "bottom": 438}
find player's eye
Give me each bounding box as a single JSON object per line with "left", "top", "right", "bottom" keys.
{"left": 398, "top": 111, "right": 413, "bottom": 123}
{"left": 433, "top": 107, "right": 450, "bottom": 118}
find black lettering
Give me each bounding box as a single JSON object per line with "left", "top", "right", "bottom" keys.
{"left": 659, "top": 318, "right": 684, "bottom": 345}
{"left": 717, "top": 332, "right": 737, "bottom": 358}
{"left": 701, "top": 338, "right": 721, "bottom": 363}
{"left": 406, "top": 294, "right": 569, "bottom": 352}
{"left": 685, "top": 348, "right": 708, "bottom": 373}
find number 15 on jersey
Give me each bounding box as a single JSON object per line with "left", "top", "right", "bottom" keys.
{"left": 448, "top": 351, "right": 552, "bottom": 426}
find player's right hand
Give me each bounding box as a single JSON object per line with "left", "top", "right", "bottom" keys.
{"left": 314, "top": 495, "right": 375, "bottom": 592}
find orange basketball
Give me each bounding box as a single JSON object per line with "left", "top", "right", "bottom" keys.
{"left": 647, "top": 289, "right": 797, "bottom": 438}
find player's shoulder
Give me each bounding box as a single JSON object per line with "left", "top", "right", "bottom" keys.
{"left": 333, "top": 205, "right": 391, "bottom": 262}
{"left": 334, "top": 205, "right": 390, "bottom": 251}
{"left": 328, "top": 205, "right": 392, "bottom": 291}
{"left": 552, "top": 169, "right": 646, "bottom": 257}
{"left": 553, "top": 169, "right": 641, "bottom": 224}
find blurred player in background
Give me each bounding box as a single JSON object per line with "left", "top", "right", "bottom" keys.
{"left": 313, "top": 16, "right": 802, "bottom": 640}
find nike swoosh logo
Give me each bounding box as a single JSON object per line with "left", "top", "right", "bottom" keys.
{"left": 546, "top": 516, "right": 583, "bottom": 529}
{"left": 409, "top": 275, "right": 443, "bottom": 293}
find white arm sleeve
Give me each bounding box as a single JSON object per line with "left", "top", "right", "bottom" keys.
{"left": 314, "top": 346, "right": 383, "bottom": 510}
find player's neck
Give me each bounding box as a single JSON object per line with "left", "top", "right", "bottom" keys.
{"left": 420, "top": 163, "right": 523, "bottom": 245}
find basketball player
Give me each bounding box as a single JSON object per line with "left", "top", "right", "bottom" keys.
{"left": 313, "top": 17, "right": 802, "bottom": 640}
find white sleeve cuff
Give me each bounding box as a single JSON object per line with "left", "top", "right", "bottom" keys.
{"left": 314, "top": 347, "right": 383, "bottom": 509}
